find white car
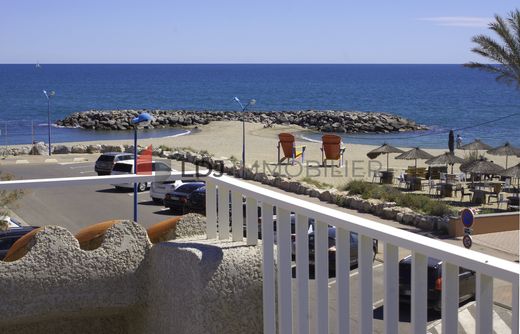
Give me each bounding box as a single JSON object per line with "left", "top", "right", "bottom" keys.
{"left": 111, "top": 160, "right": 172, "bottom": 192}
{"left": 150, "top": 178, "right": 199, "bottom": 204}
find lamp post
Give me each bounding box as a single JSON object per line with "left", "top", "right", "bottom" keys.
{"left": 42, "top": 90, "right": 55, "bottom": 155}
{"left": 130, "top": 112, "right": 153, "bottom": 223}
{"left": 233, "top": 97, "right": 256, "bottom": 177}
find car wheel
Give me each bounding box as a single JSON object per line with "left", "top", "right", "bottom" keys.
{"left": 137, "top": 183, "right": 147, "bottom": 192}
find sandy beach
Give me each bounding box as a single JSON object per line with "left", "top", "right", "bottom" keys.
{"left": 37, "top": 121, "right": 519, "bottom": 188}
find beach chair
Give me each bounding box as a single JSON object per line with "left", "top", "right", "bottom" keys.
{"left": 321, "top": 134, "right": 346, "bottom": 167}
{"left": 277, "top": 133, "right": 306, "bottom": 165}
{"left": 460, "top": 187, "right": 472, "bottom": 202}
{"left": 487, "top": 184, "right": 503, "bottom": 204}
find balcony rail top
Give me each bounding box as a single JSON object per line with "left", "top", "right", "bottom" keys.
{"left": 0, "top": 171, "right": 518, "bottom": 283}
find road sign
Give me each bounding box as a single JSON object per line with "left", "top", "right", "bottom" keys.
{"left": 464, "top": 227, "right": 473, "bottom": 235}
{"left": 461, "top": 208, "right": 476, "bottom": 228}
{"left": 463, "top": 235, "right": 473, "bottom": 249}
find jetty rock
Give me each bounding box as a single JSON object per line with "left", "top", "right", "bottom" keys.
{"left": 56, "top": 109, "right": 428, "bottom": 134}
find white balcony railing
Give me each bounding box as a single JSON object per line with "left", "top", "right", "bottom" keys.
{"left": 1, "top": 172, "right": 519, "bottom": 334}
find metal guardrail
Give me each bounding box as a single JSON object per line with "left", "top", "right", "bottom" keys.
{"left": 0, "top": 172, "right": 518, "bottom": 334}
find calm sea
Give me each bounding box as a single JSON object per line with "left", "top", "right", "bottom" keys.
{"left": 0, "top": 64, "right": 518, "bottom": 148}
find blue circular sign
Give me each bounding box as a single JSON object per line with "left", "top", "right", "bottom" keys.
{"left": 461, "top": 208, "right": 474, "bottom": 228}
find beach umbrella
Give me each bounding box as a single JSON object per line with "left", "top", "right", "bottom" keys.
{"left": 500, "top": 163, "right": 520, "bottom": 196}
{"left": 486, "top": 142, "right": 519, "bottom": 169}
{"left": 425, "top": 152, "right": 465, "bottom": 174}
{"left": 460, "top": 158, "right": 504, "bottom": 175}
{"left": 366, "top": 143, "right": 404, "bottom": 171}
{"left": 460, "top": 139, "right": 492, "bottom": 156}
{"left": 448, "top": 130, "right": 455, "bottom": 154}
{"left": 395, "top": 147, "right": 434, "bottom": 175}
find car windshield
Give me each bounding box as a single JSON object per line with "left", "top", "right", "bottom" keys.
{"left": 112, "top": 163, "right": 132, "bottom": 173}
{"left": 97, "top": 155, "right": 115, "bottom": 162}
{"left": 176, "top": 183, "right": 204, "bottom": 193}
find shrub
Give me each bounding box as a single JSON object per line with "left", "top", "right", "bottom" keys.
{"left": 300, "top": 177, "right": 332, "bottom": 189}
{"left": 342, "top": 180, "right": 455, "bottom": 217}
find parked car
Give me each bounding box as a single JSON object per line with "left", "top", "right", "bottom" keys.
{"left": 292, "top": 227, "right": 378, "bottom": 268}
{"left": 185, "top": 186, "right": 206, "bottom": 214}
{"left": 164, "top": 182, "right": 205, "bottom": 214}
{"left": 111, "top": 160, "right": 172, "bottom": 192}
{"left": 150, "top": 178, "right": 199, "bottom": 204}
{"left": 94, "top": 152, "right": 134, "bottom": 175}
{"left": 0, "top": 218, "right": 39, "bottom": 260}
{"left": 398, "top": 255, "right": 476, "bottom": 311}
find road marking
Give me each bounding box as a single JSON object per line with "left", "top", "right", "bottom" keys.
{"left": 458, "top": 308, "right": 475, "bottom": 334}
{"left": 44, "top": 158, "right": 58, "bottom": 163}
{"left": 328, "top": 262, "right": 384, "bottom": 287}
{"left": 15, "top": 160, "right": 29, "bottom": 164}
{"left": 79, "top": 171, "right": 96, "bottom": 174}
{"left": 492, "top": 309, "right": 510, "bottom": 334}
{"left": 372, "top": 298, "right": 384, "bottom": 309}
{"left": 73, "top": 157, "right": 89, "bottom": 162}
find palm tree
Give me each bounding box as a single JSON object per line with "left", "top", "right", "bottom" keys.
{"left": 464, "top": 9, "right": 520, "bottom": 88}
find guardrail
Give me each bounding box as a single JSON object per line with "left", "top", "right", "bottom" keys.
{"left": 0, "top": 172, "right": 518, "bottom": 334}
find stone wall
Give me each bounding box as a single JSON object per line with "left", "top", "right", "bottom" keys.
{"left": 0, "top": 220, "right": 263, "bottom": 334}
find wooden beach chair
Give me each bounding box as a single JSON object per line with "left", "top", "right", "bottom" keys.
{"left": 277, "top": 133, "right": 306, "bottom": 165}
{"left": 321, "top": 134, "right": 346, "bottom": 167}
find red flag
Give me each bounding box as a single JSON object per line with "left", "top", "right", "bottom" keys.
{"left": 137, "top": 145, "right": 153, "bottom": 175}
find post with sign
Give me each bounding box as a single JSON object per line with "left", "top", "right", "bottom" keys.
{"left": 460, "top": 208, "right": 476, "bottom": 249}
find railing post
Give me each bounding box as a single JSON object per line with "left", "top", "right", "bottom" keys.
{"left": 359, "top": 234, "right": 374, "bottom": 333}
{"left": 261, "top": 202, "right": 275, "bottom": 334}
{"left": 384, "top": 243, "right": 398, "bottom": 334}
{"left": 246, "top": 197, "right": 258, "bottom": 245}
{"left": 205, "top": 180, "right": 217, "bottom": 239}
{"left": 476, "top": 273, "right": 493, "bottom": 334}
{"left": 231, "top": 190, "right": 243, "bottom": 242}
{"left": 315, "top": 220, "right": 329, "bottom": 334}
{"left": 441, "top": 262, "right": 459, "bottom": 334}
{"left": 295, "top": 214, "right": 309, "bottom": 334}
{"left": 217, "top": 184, "right": 230, "bottom": 240}
{"left": 411, "top": 252, "right": 427, "bottom": 334}
{"left": 336, "top": 227, "right": 350, "bottom": 333}
{"left": 276, "top": 207, "right": 292, "bottom": 334}
{"left": 513, "top": 280, "right": 519, "bottom": 334}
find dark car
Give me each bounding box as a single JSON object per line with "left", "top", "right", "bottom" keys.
{"left": 0, "top": 226, "right": 39, "bottom": 260}
{"left": 185, "top": 186, "right": 206, "bottom": 214}
{"left": 398, "top": 255, "right": 476, "bottom": 311}
{"left": 164, "top": 182, "right": 205, "bottom": 214}
{"left": 94, "top": 152, "right": 134, "bottom": 175}
{"left": 293, "top": 227, "right": 378, "bottom": 268}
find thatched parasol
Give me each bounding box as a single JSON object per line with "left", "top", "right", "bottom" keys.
{"left": 425, "top": 152, "right": 465, "bottom": 173}
{"left": 500, "top": 163, "right": 520, "bottom": 197}
{"left": 395, "top": 147, "right": 434, "bottom": 175}
{"left": 367, "top": 143, "right": 404, "bottom": 171}
{"left": 460, "top": 159, "right": 504, "bottom": 175}
{"left": 486, "top": 142, "right": 520, "bottom": 169}
{"left": 460, "top": 139, "right": 492, "bottom": 156}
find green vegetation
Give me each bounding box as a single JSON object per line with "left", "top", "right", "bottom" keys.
{"left": 341, "top": 180, "right": 455, "bottom": 217}
{"left": 465, "top": 9, "right": 520, "bottom": 88}
{"left": 158, "top": 144, "right": 173, "bottom": 151}
{"left": 0, "top": 173, "right": 24, "bottom": 228}
{"left": 300, "top": 177, "right": 333, "bottom": 189}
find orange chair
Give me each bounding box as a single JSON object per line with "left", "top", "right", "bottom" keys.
{"left": 321, "top": 134, "right": 345, "bottom": 167}
{"left": 277, "top": 133, "right": 306, "bottom": 165}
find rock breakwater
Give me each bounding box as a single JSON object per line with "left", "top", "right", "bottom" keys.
{"left": 56, "top": 110, "right": 427, "bottom": 134}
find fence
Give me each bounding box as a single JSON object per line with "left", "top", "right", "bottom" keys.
{"left": 0, "top": 172, "right": 518, "bottom": 334}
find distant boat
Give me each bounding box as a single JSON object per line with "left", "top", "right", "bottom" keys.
{"left": 35, "top": 62, "right": 41, "bottom": 68}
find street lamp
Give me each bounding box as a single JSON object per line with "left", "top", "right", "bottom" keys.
{"left": 42, "top": 90, "right": 55, "bottom": 155}
{"left": 130, "top": 112, "right": 153, "bottom": 223}
{"left": 233, "top": 97, "right": 256, "bottom": 177}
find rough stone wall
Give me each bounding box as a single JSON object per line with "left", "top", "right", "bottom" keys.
{"left": 0, "top": 219, "right": 264, "bottom": 334}
{"left": 131, "top": 237, "right": 263, "bottom": 334}
{"left": 0, "top": 221, "right": 151, "bottom": 331}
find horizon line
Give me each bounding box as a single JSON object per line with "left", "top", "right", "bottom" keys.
{"left": 0, "top": 62, "right": 478, "bottom": 65}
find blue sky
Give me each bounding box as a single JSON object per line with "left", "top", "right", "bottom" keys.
{"left": 1, "top": 0, "right": 518, "bottom": 63}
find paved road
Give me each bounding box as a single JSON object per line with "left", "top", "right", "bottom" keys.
{"left": 1, "top": 159, "right": 181, "bottom": 232}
